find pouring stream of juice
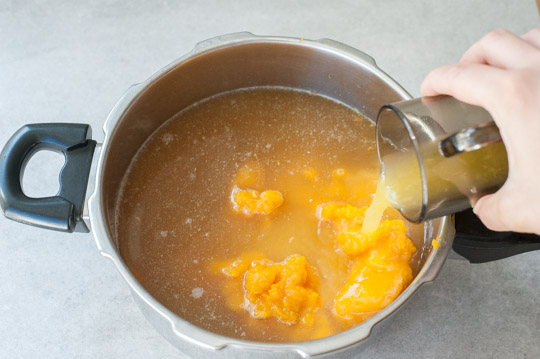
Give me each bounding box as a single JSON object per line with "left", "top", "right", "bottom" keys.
{"left": 361, "top": 181, "right": 388, "bottom": 235}
{"left": 361, "top": 146, "right": 423, "bottom": 234}
{"left": 361, "top": 139, "right": 508, "bottom": 234}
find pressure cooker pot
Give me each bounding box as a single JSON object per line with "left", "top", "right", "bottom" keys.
{"left": 1, "top": 33, "right": 539, "bottom": 358}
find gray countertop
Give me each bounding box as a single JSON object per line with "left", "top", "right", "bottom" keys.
{"left": 1, "top": 1, "right": 539, "bottom": 358}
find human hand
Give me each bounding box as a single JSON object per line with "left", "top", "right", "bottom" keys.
{"left": 421, "top": 28, "right": 540, "bottom": 235}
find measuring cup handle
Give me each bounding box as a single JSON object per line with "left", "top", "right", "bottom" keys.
{"left": 452, "top": 209, "right": 540, "bottom": 263}
{"left": 0, "top": 123, "right": 96, "bottom": 233}
{"left": 439, "top": 122, "right": 502, "bottom": 157}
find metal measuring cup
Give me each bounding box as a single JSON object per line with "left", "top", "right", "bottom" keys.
{"left": 376, "top": 95, "right": 508, "bottom": 223}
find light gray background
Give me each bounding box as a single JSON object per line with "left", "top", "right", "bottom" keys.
{"left": 1, "top": 1, "right": 539, "bottom": 358}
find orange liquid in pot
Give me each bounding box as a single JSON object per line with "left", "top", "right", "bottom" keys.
{"left": 116, "top": 88, "right": 424, "bottom": 342}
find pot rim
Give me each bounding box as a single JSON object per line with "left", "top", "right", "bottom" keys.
{"left": 87, "top": 32, "right": 454, "bottom": 357}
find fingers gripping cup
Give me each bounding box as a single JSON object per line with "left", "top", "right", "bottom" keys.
{"left": 376, "top": 95, "right": 509, "bottom": 223}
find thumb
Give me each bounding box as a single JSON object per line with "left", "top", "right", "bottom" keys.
{"left": 472, "top": 193, "right": 507, "bottom": 232}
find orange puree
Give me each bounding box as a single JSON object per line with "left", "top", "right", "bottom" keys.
{"left": 222, "top": 199, "right": 416, "bottom": 326}
{"left": 221, "top": 164, "right": 416, "bottom": 332}
{"left": 317, "top": 202, "right": 376, "bottom": 256}
{"left": 222, "top": 255, "right": 321, "bottom": 325}
{"left": 334, "top": 220, "right": 416, "bottom": 318}
{"left": 317, "top": 203, "right": 415, "bottom": 317}
{"left": 231, "top": 185, "right": 284, "bottom": 215}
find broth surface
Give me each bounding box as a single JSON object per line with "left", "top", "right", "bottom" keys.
{"left": 116, "top": 87, "right": 424, "bottom": 342}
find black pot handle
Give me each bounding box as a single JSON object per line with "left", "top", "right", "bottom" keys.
{"left": 452, "top": 208, "right": 540, "bottom": 263}
{"left": 0, "top": 123, "right": 96, "bottom": 233}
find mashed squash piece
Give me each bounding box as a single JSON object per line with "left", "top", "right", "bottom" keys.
{"left": 334, "top": 259, "right": 412, "bottom": 317}
{"left": 317, "top": 202, "right": 376, "bottom": 256}
{"left": 317, "top": 203, "right": 416, "bottom": 318}
{"left": 334, "top": 220, "right": 416, "bottom": 318}
{"left": 222, "top": 255, "right": 321, "bottom": 325}
{"left": 231, "top": 185, "right": 284, "bottom": 215}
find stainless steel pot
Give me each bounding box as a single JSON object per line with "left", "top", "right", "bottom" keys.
{"left": 1, "top": 32, "right": 539, "bottom": 358}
